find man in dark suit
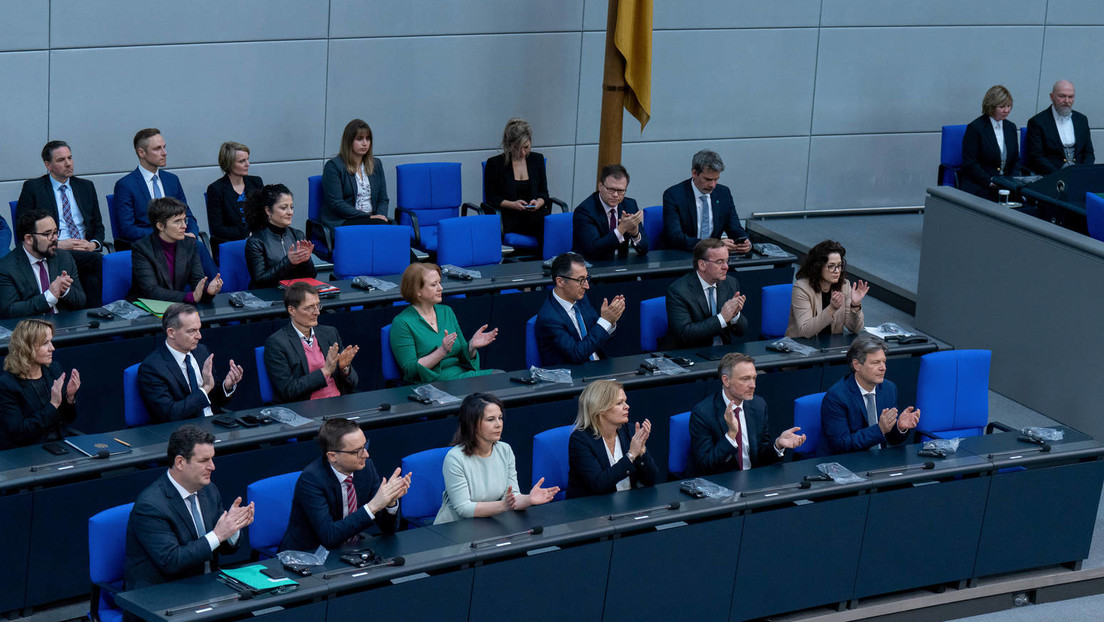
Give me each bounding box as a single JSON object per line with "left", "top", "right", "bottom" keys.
{"left": 281, "top": 417, "right": 410, "bottom": 552}
{"left": 1025, "top": 80, "right": 1095, "bottom": 175}
{"left": 572, "top": 164, "right": 648, "bottom": 261}
{"left": 820, "top": 334, "right": 920, "bottom": 455}
{"left": 125, "top": 425, "right": 254, "bottom": 591}
{"left": 535, "top": 252, "right": 625, "bottom": 365}
{"left": 664, "top": 238, "right": 747, "bottom": 349}
{"left": 690, "top": 353, "right": 805, "bottom": 475}
{"left": 264, "top": 282, "right": 359, "bottom": 403}
{"left": 662, "top": 150, "right": 750, "bottom": 253}
{"left": 16, "top": 140, "right": 105, "bottom": 306}
{"left": 138, "top": 303, "right": 244, "bottom": 423}
{"left": 0, "top": 209, "right": 87, "bottom": 318}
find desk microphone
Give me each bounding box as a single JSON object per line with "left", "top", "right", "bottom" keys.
{"left": 988, "top": 445, "right": 1051, "bottom": 460}
{"left": 30, "top": 449, "right": 109, "bottom": 472}
{"left": 607, "top": 502, "right": 680, "bottom": 521}
{"left": 470, "top": 525, "right": 544, "bottom": 549}
{"left": 321, "top": 555, "right": 405, "bottom": 579}
{"left": 864, "top": 461, "right": 935, "bottom": 477}
{"left": 582, "top": 369, "right": 647, "bottom": 383}
{"left": 324, "top": 403, "right": 391, "bottom": 422}
{"left": 740, "top": 480, "right": 812, "bottom": 497}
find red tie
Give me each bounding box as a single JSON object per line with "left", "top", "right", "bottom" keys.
{"left": 344, "top": 475, "right": 357, "bottom": 517}
{"left": 734, "top": 405, "right": 745, "bottom": 470}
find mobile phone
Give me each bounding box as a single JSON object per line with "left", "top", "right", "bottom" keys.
{"left": 43, "top": 442, "right": 69, "bottom": 456}
{"left": 510, "top": 374, "right": 538, "bottom": 385}
{"left": 260, "top": 567, "right": 285, "bottom": 580}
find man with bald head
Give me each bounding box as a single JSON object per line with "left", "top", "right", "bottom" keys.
{"left": 1025, "top": 80, "right": 1095, "bottom": 174}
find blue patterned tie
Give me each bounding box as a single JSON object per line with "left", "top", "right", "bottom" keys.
{"left": 573, "top": 304, "right": 587, "bottom": 338}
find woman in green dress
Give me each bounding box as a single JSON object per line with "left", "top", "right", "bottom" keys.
{"left": 389, "top": 263, "right": 499, "bottom": 383}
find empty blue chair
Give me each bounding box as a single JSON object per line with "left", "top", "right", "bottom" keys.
{"left": 332, "top": 224, "right": 412, "bottom": 279}
{"left": 400, "top": 446, "right": 451, "bottom": 527}
{"left": 246, "top": 471, "right": 301, "bottom": 558}
{"left": 1019, "top": 126, "right": 1028, "bottom": 172}
{"left": 381, "top": 324, "right": 401, "bottom": 385}
{"left": 304, "top": 175, "right": 333, "bottom": 261}
{"left": 793, "top": 392, "right": 825, "bottom": 457}
{"left": 640, "top": 296, "right": 667, "bottom": 351}
{"left": 101, "top": 251, "right": 132, "bottom": 305}
{"left": 105, "top": 194, "right": 133, "bottom": 251}
{"left": 938, "top": 124, "right": 968, "bottom": 187}
{"left": 255, "top": 346, "right": 274, "bottom": 404}
{"left": 642, "top": 205, "right": 663, "bottom": 251}
{"left": 760, "top": 283, "right": 793, "bottom": 339}
{"left": 916, "top": 350, "right": 991, "bottom": 438}
{"left": 88, "top": 502, "right": 134, "bottom": 622}
{"left": 1087, "top": 192, "right": 1104, "bottom": 242}
{"left": 542, "top": 212, "right": 574, "bottom": 260}
{"left": 525, "top": 315, "right": 541, "bottom": 368}
{"left": 436, "top": 214, "right": 502, "bottom": 267}
{"left": 396, "top": 163, "right": 466, "bottom": 252}
{"left": 668, "top": 412, "right": 691, "bottom": 478}
{"left": 532, "top": 425, "right": 573, "bottom": 502}
{"left": 123, "top": 363, "right": 150, "bottom": 428}
{"left": 218, "top": 240, "right": 250, "bottom": 293}
{"left": 0, "top": 215, "right": 11, "bottom": 257}
{"left": 7, "top": 200, "right": 17, "bottom": 227}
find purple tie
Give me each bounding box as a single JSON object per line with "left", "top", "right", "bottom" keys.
{"left": 36, "top": 260, "right": 56, "bottom": 314}
{"left": 608, "top": 208, "right": 617, "bottom": 232}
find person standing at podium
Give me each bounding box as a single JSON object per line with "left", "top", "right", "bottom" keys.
{"left": 960, "top": 85, "right": 1020, "bottom": 200}
{"left": 1025, "top": 80, "right": 1095, "bottom": 174}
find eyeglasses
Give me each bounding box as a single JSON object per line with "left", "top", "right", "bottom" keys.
{"left": 701, "top": 258, "right": 728, "bottom": 267}
{"left": 560, "top": 275, "right": 590, "bottom": 285}
{"left": 32, "top": 230, "right": 59, "bottom": 239}
{"left": 297, "top": 304, "right": 322, "bottom": 314}
{"left": 824, "top": 262, "right": 846, "bottom": 273}
{"left": 600, "top": 183, "right": 627, "bottom": 196}
{"left": 332, "top": 441, "right": 370, "bottom": 456}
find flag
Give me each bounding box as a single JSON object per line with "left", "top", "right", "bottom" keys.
{"left": 614, "top": 0, "right": 652, "bottom": 131}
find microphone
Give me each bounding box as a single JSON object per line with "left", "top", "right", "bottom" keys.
{"left": 470, "top": 525, "right": 544, "bottom": 549}
{"left": 740, "top": 480, "right": 812, "bottom": 497}
{"left": 324, "top": 403, "right": 391, "bottom": 422}
{"left": 864, "top": 461, "right": 936, "bottom": 477}
{"left": 30, "top": 449, "right": 109, "bottom": 472}
{"left": 321, "top": 555, "right": 405, "bottom": 579}
{"left": 987, "top": 444, "right": 1051, "bottom": 460}
{"left": 607, "top": 502, "right": 680, "bottom": 521}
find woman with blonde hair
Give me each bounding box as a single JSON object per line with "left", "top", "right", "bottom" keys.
{"left": 0, "top": 319, "right": 80, "bottom": 450}
{"left": 205, "top": 141, "right": 263, "bottom": 246}
{"left": 567, "top": 380, "right": 656, "bottom": 498}
{"left": 484, "top": 117, "right": 552, "bottom": 246}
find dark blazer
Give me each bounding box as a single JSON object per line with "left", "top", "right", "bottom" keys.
{"left": 0, "top": 246, "right": 87, "bottom": 318}
{"left": 484, "top": 152, "right": 550, "bottom": 211}
{"left": 1025, "top": 106, "right": 1095, "bottom": 174}
{"left": 130, "top": 233, "right": 204, "bottom": 302}
{"left": 124, "top": 472, "right": 238, "bottom": 591}
{"left": 689, "top": 393, "right": 780, "bottom": 476}
{"left": 0, "top": 363, "right": 77, "bottom": 451}
{"left": 567, "top": 426, "right": 658, "bottom": 499}
{"left": 321, "top": 156, "right": 389, "bottom": 228}
{"left": 534, "top": 291, "right": 611, "bottom": 366}
{"left": 572, "top": 192, "right": 648, "bottom": 261}
{"left": 205, "top": 174, "right": 263, "bottom": 243}
{"left": 280, "top": 455, "right": 396, "bottom": 552}
{"left": 138, "top": 342, "right": 233, "bottom": 424}
{"left": 113, "top": 168, "right": 199, "bottom": 242}
{"left": 16, "top": 174, "right": 105, "bottom": 245}
{"left": 245, "top": 225, "right": 316, "bottom": 289}
{"left": 820, "top": 374, "right": 908, "bottom": 455}
{"left": 961, "top": 114, "right": 1020, "bottom": 199}
{"left": 664, "top": 270, "right": 747, "bottom": 349}
{"left": 263, "top": 323, "right": 358, "bottom": 404}
{"left": 661, "top": 180, "right": 747, "bottom": 252}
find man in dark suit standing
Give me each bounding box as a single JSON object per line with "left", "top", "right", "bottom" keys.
{"left": 572, "top": 164, "right": 648, "bottom": 261}
{"left": 820, "top": 334, "right": 920, "bottom": 455}
{"left": 264, "top": 282, "right": 359, "bottom": 403}
{"left": 535, "top": 252, "right": 625, "bottom": 365}
{"left": 662, "top": 150, "right": 750, "bottom": 253}
{"left": 690, "top": 353, "right": 805, "bottom": 475}
{"left": 0, "top": 209, "right": 87, "bottom": 318}
{"left": 138, "top": 303, "right": 244, "bottom": 423}
{"left": 16, "top": 140, "right": 105, "bottom": 306}
{"left": 281, "top": 417, "right": 410, "bottom": 552}
{"left": 125, "top": 425, "right": 254, "bottom": 591}
{"left": 664, "top": 238, "right": 747, "bottom": 349}
{"left": 1025, "top": 80, "right": 1095, "bottom": 174}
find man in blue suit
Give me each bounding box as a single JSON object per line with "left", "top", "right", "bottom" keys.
{"left": 535, "top": 252, "right": 625, "bottom": 366}
{"left": 821, "top": 334, "right": 920, "bottom": 455}
{"left": 662, "top": 150, "right": 750, "bottom": 254}
{"left": 281, "top": 417, "right": 410, "bottom": 552}
{"left": 572, "top": 164, "right": 648, "bottom": 261}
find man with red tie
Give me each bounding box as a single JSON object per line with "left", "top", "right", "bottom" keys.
{"left": 0, "top": 209, "right": 87, "bottom": 318}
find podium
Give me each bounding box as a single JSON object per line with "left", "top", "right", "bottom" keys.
{"left": 1016, "top": 164, "right": 1104, "bottom": 231}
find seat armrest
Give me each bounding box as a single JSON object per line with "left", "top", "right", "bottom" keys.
{"left": 549, "top": 197, "right": 568, "bottom": 213}
{"left": 306, "top": 218, "right": 335, "bottom": 256}
{"left": 395, "top": 206, "right": 422, "bottom": 247}
{"left": 479, "top": 201, "right": 499, "bottom": 215}
{"left": 461, "top": 202, "right": 484, "bottom": 216}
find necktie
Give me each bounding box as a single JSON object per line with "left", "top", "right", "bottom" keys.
{"left": 58, "top": 184, "right": 81, "bottom": 238}
{"left": 734, "top": 404, "right": 745, "bottom": 471}
{"left": 608, "top": 208, "right": 617, "bottom": 233}
{"left": 152, "top": 174, "right": 163, "bottom": 199}
{"left": 184, "top": 354, "right": 201, "bottom": 393}
{"left": 573, "top": 304, "right": 588, "bottom": 338}
{"left": 864, "top": 392, "right": 878, "bottom": 427}
{"left": 707, "top": 286, "right": 717, "bottom": 316}
{"left": 344, "top": 475, "right": 357, "bottom": 518}
{"left": 187, "top": 493, "right": 205, "bottom": 538}
{"left": 35, "top": 260, "right": 50, "bottom": 294}
{"left": 699, "top": 195, "right": 712, "bottom": 238}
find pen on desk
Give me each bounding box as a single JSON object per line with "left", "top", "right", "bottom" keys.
{"left": 113, "top": 437, "right": 132, "bottom": 447}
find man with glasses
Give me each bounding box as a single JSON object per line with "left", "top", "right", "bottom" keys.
{"left": 281, "top": 417, "right": 411, "bottom": 552}
{"left": 535, "top": 252, "right": 625, "bottom": 365}
{"left": 0, "top": 208, "right": 87, "bottom": 317}
{"left": 572, "top": 164, "right": 648, "bottom": 261}
{"left": 263, "top": 281, "right": 359, "bottom": 403}
{"left": 664, "top": 238, "right": 747, "bottom": 349}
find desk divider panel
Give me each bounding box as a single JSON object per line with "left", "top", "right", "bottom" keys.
{"left": 325, "top": 567, "right": 474, "bottom": 622}
{"left": 0, "top": 492, "right": 32, "bottom": 613}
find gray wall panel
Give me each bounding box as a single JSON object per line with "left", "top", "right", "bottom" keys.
{"left": 807, "top": 133, "right": 938, "bottom": 209}
{"left": 813, "top": 27, "right": 1044, "bottom": 135}
{"left": 821, "top": 0, "right": 1046, "bottom": 26}
{"left": 330, "top": 0, "right": 585, "bottom": 37}
{"left": 49, "top": 41, "right": 328, "bottom": 175}
{"left": 0, "top": 52, "right": 50, "bottom": 183}
{"left": 0, "top": 2, "right": 49, "bottom": 51}
{"left": 1037, "top": 27, "right": 1104, "bottom": 124}
{"left": 50, "top": 0, "right": 328, "bottom": 48}
{"left": 583, "top": 0, "right": 821, "bottom": 31}
{"left": 1046, "top": 0, "right": 1104, "bottom": 25}
{"left": 326, "top": 34, "right": 582, "bottom": 156}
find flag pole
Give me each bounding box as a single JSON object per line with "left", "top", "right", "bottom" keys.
{"left": 597, "top": 0, "right": 625, "bottom": 182}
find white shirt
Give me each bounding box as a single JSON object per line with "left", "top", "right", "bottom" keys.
{"left": 330, "top": 464, "right": 398, "bottom": 518}
{"left": 166, "top": 470, "right": 233, "bottom": 551}
{"left": 140, "top": 166, "right": 165, "bottom": 200}
{"left": 692, "top": 183, "right": 711, "bottom": 236}
{"left": 1053, "top": 106, "right": 1076, "bottom": 147}
{"left": 164, "top": 341, "right": 225, "bottom": 419}
{"left": 990, "top": 117, "right": 1006, "bottom": 167}
{"left": 552, "top": 291, "right": 614, "bottom": 361}
{"left": 855, "top": 378, "right": 885, "bottom": 447}
{"left": 600, "top": 197, "right": 641, "bottom": 246}
{"left": 695, "top": 272, "right": 741, "bottom": 346}
{"left": 354, "top": 163, "right": 374, "bottom": 214}
{"left": 602, "top": 435, "right": 631, "bottom": 492}
{"left": 720, "top": 392, "right": 752, "bottom": 469}
{"left": 49, "top": 175, "right": 86, "bottom": 241}
{"left": 21, "top": 246, "right": 64, "bottom": 308}
{"left": 293, "top": 324, "right": 315, "bottom": 345}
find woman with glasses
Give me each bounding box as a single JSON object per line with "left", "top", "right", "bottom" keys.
{"left": 0, "top": 319, "right": 80, "bottom": 450}
{"left": 130, "top": 198, "right": 222, "bottom": 303}
{"left": 785, "top": 239, "right": 867, "bottom": 338}
{"left": 244, "top": 184, "right": 316, "bottom": 289}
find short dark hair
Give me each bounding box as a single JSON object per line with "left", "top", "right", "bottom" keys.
{"left": 41, "top": 140, "right": 69, "bottom": 163}
{"left": 148, "top": 197, "right": 187, "bottom": 230}
{"left": 847, "top": 334, "right": 888, "bottom": 368}
{"left": 133, "top": 128, "right": 161, "bottom": 153}
{"left": 284, "top": 281, "right": 319, "bottom": 310}
{"left": 318, "top": 418, "right": 360, "bottom": 455}
{"left": 162, "top": 303, "right": 198, "bottom": 332}
{"left": 167, "top": 425, "right": 215, "bottom": 463}
{"left": 16, "top": 209, "right": 54, "bottom": 240}
{"left": 452, "top": 393, "right": 505, "bottom": 456}
{"left": 718, "top": 352, "right": 755, "bottom": 378}
{"left": 795, "top": 239, "right": 848, "bottom": 294}
{"left": 692, "top": 237, "right": 726, "bottom": 268}
{"left": 244, "top": 183, "right": 293, "bottom": 231}
{"left": 550, "top": 252, "right": 585, "bottom": 282}
{"left": 599, "top": 163, "right": 629, "bottom": 185}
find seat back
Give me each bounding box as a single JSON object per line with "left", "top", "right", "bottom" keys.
{"left": 793, "top": 392, "right": 826, "bottom": 457}
{"left": 380, "top": 324, "right": 400, "bottom": 384}
{"left": 760, "top": 283, "right": 793, "bottom": 338}
{"left": 532, "top": 425, "right": 574, "bottom": 502}
{"left": 308, "top": 175, "right": 323, "bottom": 222}
{"left": 123, "top": 363, "right": 150, "bottom": 427}
{"left": 642, "top": 205, "right": 663, "bottom": 250}
{"left": 246, "top": 471, "right": 301, "bottom": 557}
{"left": 8, "top": 200, "right": 16, "bottom": 226}
{"left": 88, "top": 502, "right": 135, "bottom": 618}
{"left": 333, "top": 225, "right": 412, "bottom": 279}
{"left": 639, "top": 296, "right": 667, "bottom": 351}
{"left": 400, "top": 446, "right": 452, "bottom": 525}
{"left": 436, "top": 215, "right": 502, "bottom": 267}
{"left": 106, "top": 194, "right": 123, "bottom": 243}
{"left": 668, "top": 412, "right": 691, "bottom": 478}
{"left": 101, "top": 250, "right": 133, "bottom": 305}
{"left": 396, "top": 163, "right": 463, "bottom": 250}
{"left": 916, "top": 349, "right": 990, "bottom": 438}
{"left": 1087, "top": 192, "right": 1104, "bottom": 242}
{"left": 525, "top": 315, "right": 541, "bottom": 368}
{"left": 0, "top": 215, "right": 10, "bottom": 257}
{"left": 255, "top": 346, "right": 274, "bottom": 404}
{"left": 939, "top": 124, "right": 968, "bottom": 186}
{"left": 542, "top": 212, "right": 574, "bottom": 260}
{"left": 218, "top": 240, "right": 250, "bottom": 293}
{"left": 1019, "top": 126, "right": 1027, "bottom": 167}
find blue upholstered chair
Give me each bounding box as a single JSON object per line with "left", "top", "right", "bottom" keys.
{"left": 532, "top": 425, "right": 573, "bottom": 502}
{"left": 668, "top": 412, "right": 692, "bottom": 479}
{"left": 380, "top": 324, "right": 401, "bottom": 386}
{"left": 217, "top": 240, "right": 249, "bottom": 293}
{"left": 123, "top": 363, "right": 150, "bottom": 428}
{"left": 525, "top": 315, "right": 541, "bottom": 369}
{"left": 305, "top": 175, "right": 334, "bottom": 261}
{"left": 793, "top": 392, "right": 826, "bottom": 457}
{"left": 101, "top": 250, "right": 132, "bottom": 306}
{"left": 88, "top": 502, "right": 134, "bottom": 622}
{"left": 246, "top": 471, "right": 301, "bottom": 558}
{"left": 396, "top": 163, "right": 478, "bottom": 253}
{"left": 7, "top": 200, "right": 16, "bottom": 226}
{"left": 639, "top": 296, "right": 667, "bottom": 351}
{"left": 0, "top": 215, "right": 10, "bottom": 257}
{"left": 915, "top": 350, "right": 990, "bottom": 438}
{"left": 332, "top": 224, "right": 412, "bottom": 279}
{"left": 479, "top": 159, "right": 568, "bottom": 254}
{"left": 760, "top": 283, "right": 793, "bottom": 339}
{"left": 255, "top": 346, "right": 274, "bottom": 405}
{"left": 642, "top": 205, "right": 663, "bottom": 251}
{"left": 105, "top": 194, "right": 133, "bottom": 252}
{"left": 938, "top": 124, "right": 968, "bottom": 187}
{"left": 436, "top": 215, "right": 502, "bottom": 267}
{"left": 542, "top": 212, "right": 574, "bottom": 260}
{"left": 1086, "top": 192, "right": 1104, "bottom": 242}
{"left": 400, "top": 446, "right": 452, "bottom": 527}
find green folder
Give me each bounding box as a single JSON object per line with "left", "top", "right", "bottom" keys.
{"left": 220, "top": 565, "right": 298, "bottom": 592}
{"left": 134, "top": 298, "right": 175, "bottom": 318}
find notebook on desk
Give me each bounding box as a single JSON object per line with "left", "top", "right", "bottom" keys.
{"left": 65, "top": 433, "right": 133, "bottom": 457}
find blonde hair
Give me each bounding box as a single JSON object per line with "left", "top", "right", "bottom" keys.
{"left": 500, "top": 117, "right": 532, "bottom": 165}
{"left": 574, "top": 380, "right": 624, "bottom": 437}
{"left": 982, "top": 85, "right": 1013, "bottom": 117}
{"left": 4, "top": 319, "right": 54, "bottom": 378}
{"left": 217, "top": 141, "right": 249, "bottom": 174}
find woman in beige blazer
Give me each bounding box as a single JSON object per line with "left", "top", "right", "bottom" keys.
{"left": 785, "top": 240, "right": 869, "bottom": 338}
